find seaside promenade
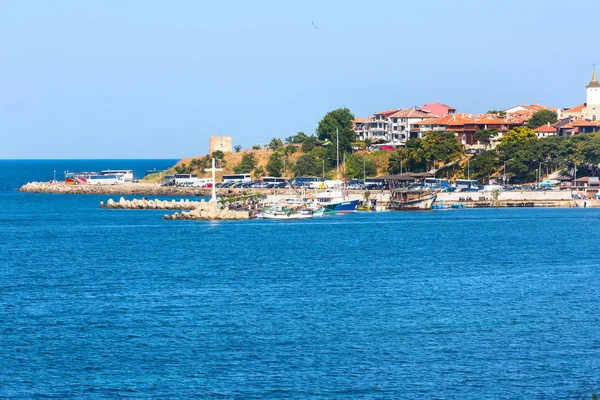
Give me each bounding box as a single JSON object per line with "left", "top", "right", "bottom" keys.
{"left": 18, "top": 181, "right": 591, "bottom": 208}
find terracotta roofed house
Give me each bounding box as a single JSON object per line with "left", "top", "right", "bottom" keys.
{"left": 418, "top": 103, "right": 456, "bottom": 118}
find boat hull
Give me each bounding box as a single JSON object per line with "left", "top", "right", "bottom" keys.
{"left": 391, "top": 194, "right": 437, "bottom": 211}
{"left": 257, "top": 211, "right": 313, "bottom": 220}
{"left": 324, "top": 199, "right": 359, "bottom": 213}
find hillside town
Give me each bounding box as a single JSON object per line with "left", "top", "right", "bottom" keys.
{"left": 353, "top": 67, "right": 600, "bottom": 148}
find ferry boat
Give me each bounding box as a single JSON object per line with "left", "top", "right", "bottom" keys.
{"left": 390, "top": 188, "right": 437, "bottom": 210}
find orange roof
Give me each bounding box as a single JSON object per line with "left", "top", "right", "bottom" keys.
{"left": 414, "top": 117, "right": 442, "bottom": 125}
{"left": 388, "top": 109, "right": 432, "bottom": 119}
{"left": 571, "top": 119, "right": 600, "bottom": 127}
{"left": 374, "top": 109, "right": 402, "bottom": 117}
{"left": 565, "top": 104, "right": 586, "bottom": 113}
{"left": 535, "top": 125, "right": 556, "bottom": 133}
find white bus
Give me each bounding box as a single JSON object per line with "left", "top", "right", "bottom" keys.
{"left": 174, "top": 174, "right": 197, "bottom": 186}
{"left": 262, "top": 176, "right": 287, "bottom": 184}
{"left": 222, "top": 174, "right": 252, "bottom": 183}
{"left": 194, "top": 178, "right": 214, "bottom": 187}
{"left": 100, "top": 169, "right": 133, "bottom": 182}
{"left": 455, "top": 179, "right": 479, "bottom": 191}
{"left": 424, "top": 178, "right": 450, "bottom": 189}
{"left": 88, "top": 174, "right": 124, "bottom": 185}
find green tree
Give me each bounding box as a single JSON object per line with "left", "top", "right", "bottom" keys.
{"left": 283, "top": 144, "right": 298, "bottom": 156}
{"left": 474, "top": 129, "right": 499, "bottom": 149}
{"left": 234, "top": 145, "right": 242, "bottom": 153}
{"left": 316, "top": 108, "right": 357, "bottom": 167}
{"left": 420, "top": 131, "right": 463, "bottom": 165}
{"left": 487, "top": 110, "right": 507, "bottom": 117}
{"left": 466, "top": 151, "right": 501, "bottom": 183}
{"left": 252, "top": 144, "right": 262, "bottom": 150}
{"left": 301, "top": 136, "right": 317, "bottom": 153}
{"left": 526, "top": 109, "right": 558, "bottom": 129}
{"left": 268, "top": 137, "right": 284, "bottom": 150}
{"left": 254, "top": 166, "right": 265, "bottom": 178}
{"left": 345, "top": 154, "right": 377, "bottom": 179}
{"left": 212, "top": 150, "right": 225, "bottom": 160}
{"left": 285, "top": 132, "right": 309, "bottom": 144}
{"left": 266, "top": 152, "right": 283, "bottom": 176}
{"left": 233, "top": 152, "right": 256, "bottom": 174}
{"left": 293, "top": 154, "right": 318, "bottom": 177}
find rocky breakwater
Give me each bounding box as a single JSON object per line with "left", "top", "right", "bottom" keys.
{"left": 100, "top": 197, "right": 251, "bottom": 220}
{"left": 19, "top": 182, "right": 212, "bottom": 196}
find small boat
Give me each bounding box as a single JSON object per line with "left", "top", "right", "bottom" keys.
{"left": 390, "top": 189, "right": 437, "bottom": 210}
{"left": 256, "top": 205, "right": 316, "bottom": 220}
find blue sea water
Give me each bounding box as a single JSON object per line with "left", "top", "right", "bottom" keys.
{"left": 1, "top": 160, "right": 600, "bottom": 399}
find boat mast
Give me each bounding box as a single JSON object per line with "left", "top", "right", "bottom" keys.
{"left": 336, "top": 128, "right": 339, "bottom": 182}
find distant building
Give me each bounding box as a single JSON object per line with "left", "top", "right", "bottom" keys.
{"left": 534, "top": 123, "right": 557, "bottom": 138}
{"left": 563, "top": 67, "right": 600, "bottom": 122}
{"left": 504, "top": 104, "right": 551, "bottom": 114}
{"left": 354, "top": 108, "right": 435, "bottom": 144}
{"left": 209, "top": 136, "right": 232, "bottom": 154}
{"left": 417, "top": 103, "right": 456, "bottom": 118}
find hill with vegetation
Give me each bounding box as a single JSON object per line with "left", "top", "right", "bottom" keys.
{"left": 146, "top": 107, "right": 600, "bottom": 185}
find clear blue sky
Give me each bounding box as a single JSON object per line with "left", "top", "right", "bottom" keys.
{"left": 1, "top": 0, "right": 598, "bottom": 159}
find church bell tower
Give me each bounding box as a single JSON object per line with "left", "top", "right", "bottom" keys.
{"left": 586, "top": 64, "right": 600, "bottom": 107}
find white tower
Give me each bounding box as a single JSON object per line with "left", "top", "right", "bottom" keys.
{"left": 586, "top": 64, "right": 600, "bottom": 106}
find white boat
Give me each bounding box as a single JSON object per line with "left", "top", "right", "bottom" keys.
{"left": 311, "top": 190, "right": 358, "bottom": 213}
{"left": 256, "top": 205, "right": 316, "bottom": 220}
{"left": 257, "top": 211, "right": 313, "bottom": 220}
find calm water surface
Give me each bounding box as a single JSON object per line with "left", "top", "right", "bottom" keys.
{"left": 1, "top": 160, "right": 599, "bottom": 398}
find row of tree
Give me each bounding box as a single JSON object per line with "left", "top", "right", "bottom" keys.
{"left": 466, "top": 127, "right": 600, "bottom": 183}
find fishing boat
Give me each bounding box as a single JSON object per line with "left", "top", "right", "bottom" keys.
{"left": 256, "top": 205, "right": 316, "bottom": 220}
{"left": 390, "top": 188, "right": 437, "bottom": 210}
{"left": 313, "top": 190, "right": 358, "bottom": 213}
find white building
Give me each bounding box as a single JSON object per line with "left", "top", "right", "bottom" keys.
{"left": 354, "top": 108, "right": 433, "bottom": 144}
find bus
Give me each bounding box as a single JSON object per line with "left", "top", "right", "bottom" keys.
{"left": 173, "top": 174, "right": 197, "bottom": 186}
{"left": 262, "top": 176, "right": 288, "bottom": 184}
{"left": 100, "top": 169, "right": 133, "bottom": 182}
{"left": 194, "top": 178, "right": 214, "bottom": 187}
{"left": 88, "top": 174, "right": 124, "bottom": 185}
{"left": 365, "top": 178, "right": 386, "bottom": 188}
{"left": 222, "top": 174, "right": 252, "bottom": 183}
{"left": 293, "top": 176, "right": 324, "bottom": 188}
{"left": 163, "top": 175, "right": 175, "bottom": 186}
{"left": 423, "top": 178, "right": 450, "bottom": 189}
{"left": 455, "top": 179, "right": 479, "bottom": 191}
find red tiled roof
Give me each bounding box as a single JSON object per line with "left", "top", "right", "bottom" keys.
{"left": 565, "top": 104, "right": 586, "bottom": 113}
{"left": 535, "top": 125, "right": 556, "bottom": 133}
{"left": 374, "top": 109, "right": 402, "bottom": 117}
{"left": 388, "top": 109, "right": 432, "bottom": 119}
{"left": 571, "top": 119, "right": 600, "bottom": 127}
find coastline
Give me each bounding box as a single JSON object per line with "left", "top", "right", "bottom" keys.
{"left": 18, "top": 181, "right": 595, "bottom": 208}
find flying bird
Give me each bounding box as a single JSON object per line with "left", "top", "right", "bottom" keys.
{"left": 312, "top": 21, "right": 318, "bottom": 30}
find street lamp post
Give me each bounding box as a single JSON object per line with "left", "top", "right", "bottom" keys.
{"left": 503, "top": 161, "right": 506, "bottom": 186}
{"left": 363, "top": 158, "right": 366, "bottom": 182}
{"left": 467, "top": 160, "right": 470, "bottom": 180}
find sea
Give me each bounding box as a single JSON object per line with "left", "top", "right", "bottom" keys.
{"left": 1, "top": 159, "right": 600, "bottom": 399}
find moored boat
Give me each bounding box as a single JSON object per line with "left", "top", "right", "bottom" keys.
{"left": 256, "top": 205, "right": 317, "bottom": 220}
{"left": 391, "top": 189, "right": 437, "bottom": 210}
{"left": 313, "top": 190, "right": 358, "bottom": 213}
